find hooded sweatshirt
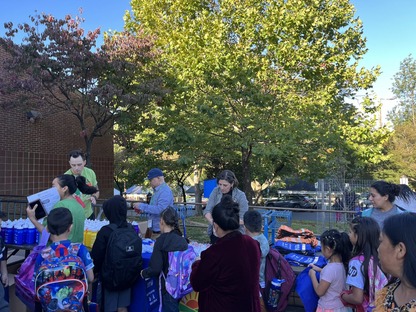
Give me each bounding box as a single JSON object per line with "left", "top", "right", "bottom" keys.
{"left": 90, "top": 195, "right": 129, "bottom": 274}
{"left": 141, "top": 231, "right": 188, "bottom": 280}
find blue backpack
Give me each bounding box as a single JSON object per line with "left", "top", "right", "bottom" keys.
{"left": 160, "top": 245, "right": 197, "bottom": 300}
{"left": 34, "top": 243, "right": 87, "bottom": 312}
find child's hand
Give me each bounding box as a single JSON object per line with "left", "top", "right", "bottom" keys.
{"left": 340, "top": 289, "right": 355, "bottom": 307}
{"left": 308, "top": 267, "right": 316, "bottom": 278}
{"left": 1, "top": 273, "right": 8, "bottom": 286}
{"left": 308, "top": 264, "right": 321, "bottom": 272}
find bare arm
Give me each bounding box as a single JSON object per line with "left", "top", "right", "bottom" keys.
{"left": 26, "top": 204, "right": 45, "bottom": 233}
{"left": 341, "top": 286, "right": 364, "bottom": 305}
{"left": 86, "top": 269, "right": 94, "bottom": 283}
{"left": 204, "top": 212, "right": 213, "bottom": 224}
{"left": 309, "top": 269, "right": 331, "bottom": 297}
{"left": 308, "top": 264, "right": 323, "bottom": 272}
{"left": 0, "top": 260, "right": 7, "bottom": 286}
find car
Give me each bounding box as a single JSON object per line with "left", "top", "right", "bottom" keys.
{"left": 358, "top": 192, "right": 373, "bottom": 209}
{"left": 265, "top": 194, "right": 317, "bottom": 209}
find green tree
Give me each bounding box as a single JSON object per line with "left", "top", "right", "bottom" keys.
{"left": 124, "top": 0, "right": 386, "bottom": 202}
{"left": 379, "top": 122, "right": 416, "bottom": 185}
{"left": 0, "top": 13, "right": 163, "bottom": 165}
{"left": 391, "top": 55, "right": 416, "bottom": 126}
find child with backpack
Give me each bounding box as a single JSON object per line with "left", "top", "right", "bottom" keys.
{"left": 91, "top": 195, "right": 142, "bottom": 312}
{"left": 340, "top": 217, "right": 388, "bottom": 311}
{"left": 34, "top": 207, "right": 94, "bottom": 312}
{"left": 244, "top": 210, "right": 270, "bottom": 312}
{"left": 140, "top": 207, "right": 189, "bottom": 312}
{"left": 308, "top": 229, "right": 351, "bottom": 312}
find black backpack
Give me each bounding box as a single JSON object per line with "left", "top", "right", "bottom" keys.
{"left": 101, "top": 223, "right": 143, "bottom": 291}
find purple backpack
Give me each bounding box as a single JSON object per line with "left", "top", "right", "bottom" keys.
{"left": 160, "top": 245, "right": 197, "bottom": 300}
{"left": 15, "top": 230, "right": 50, "bottom": 312}
{"left": 263, "top": 248, "right": 296, "bottom": 312}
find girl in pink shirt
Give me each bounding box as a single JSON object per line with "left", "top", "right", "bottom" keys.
{"left": 309, "top": 229, "right": 351, "bottom": 312}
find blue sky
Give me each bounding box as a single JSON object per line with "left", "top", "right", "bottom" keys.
{"left": 351, "top": 0, "right": 416, "bottom": 101}
{"left": 1, "top": 0, "right": 415, "bottom": 105}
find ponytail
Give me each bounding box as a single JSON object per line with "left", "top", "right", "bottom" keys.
{"left": 161, "top": 207, "right": 188, "bottom": 241}
{"left": 75, "top": 175, "right": 98, "bottom": 195}
{"left": 56, "top": 174, "right": 97, "bottom": 195}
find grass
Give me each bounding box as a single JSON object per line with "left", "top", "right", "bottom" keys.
{"left": 182, "top": 216, "right": 210, "bottom": 243}
{"left": 129, "top": 213, "right": 352, "bottom": 244}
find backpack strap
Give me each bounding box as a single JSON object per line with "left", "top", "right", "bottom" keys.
{"left": 277, "top": 255, "right": 281, "bottom": 279}
{"left": 395, "top": 204, "right": 406, "bottom": 212}
{"left": 54, "top": 244, "right": 69, "bottom": 257}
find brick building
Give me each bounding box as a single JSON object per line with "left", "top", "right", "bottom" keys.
{"left": 0, "top": 46, "right": 114, "bottom": 199}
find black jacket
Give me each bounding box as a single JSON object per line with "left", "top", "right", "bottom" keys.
{"left": 142, "top": 231, "right": 188, "bottom": 279}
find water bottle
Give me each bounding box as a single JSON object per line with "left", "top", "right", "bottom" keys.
{"left": 13, "top": 226, "right": 24, "bottom": 245}
{"left": 26, "top": 225, "right": 36, "bottom": 244}
{"left": 4, "top": 223, "right": 14, "bottom": 244}
{"left": 131, "top": 221, "right": 140, "bottom": 236}
{"left": 267, "top": 278, "right": 285, "bottom": 308}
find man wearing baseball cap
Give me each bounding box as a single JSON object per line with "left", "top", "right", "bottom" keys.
{"left": 133, "top": 168, "right": 174, "bottom": 239}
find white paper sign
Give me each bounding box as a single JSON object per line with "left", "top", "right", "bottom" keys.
{"left": 27, "top": 187, "right": 60, "bottom": 215}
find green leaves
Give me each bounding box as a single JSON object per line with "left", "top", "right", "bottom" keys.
{"left": 121, "top": 0, "right": 385, "bottom": 198}
{"left": 1, "top": 12, "right": 162, "bottom": 165}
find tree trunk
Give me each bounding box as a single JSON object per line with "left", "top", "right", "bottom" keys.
{"left": 177, "top": 180, "right": 186, "bottom": 204}
{"left": 84, "top": 135, "right": 93, "bottom": 168}
{"left": 194, "top": 166, "right": 203, "bottom": 215}
{"left": 241, "top": 146, "right": 253, "bottom": 205}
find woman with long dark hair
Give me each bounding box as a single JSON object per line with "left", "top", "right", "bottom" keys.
{"left": 362, "top": 181, "right": 404, "bottom": 228}
{"left": 27, "top": 174, "right": 97, "bottom": 243}
{"left": 191, "top": 195, "right": 261, "bottom": 312}
{"left": 375, "top": 212, "right": 416, "bottom": 310}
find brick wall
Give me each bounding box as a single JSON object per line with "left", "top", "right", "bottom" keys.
{"left": 0, "top": 46, "right": 114, "bottom": 199}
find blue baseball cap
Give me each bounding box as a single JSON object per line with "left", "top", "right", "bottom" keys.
{"left": 147, "top": 168, "right": 164, "bottom": 180}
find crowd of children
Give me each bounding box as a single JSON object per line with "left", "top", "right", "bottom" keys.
{"left": 1, "top": 176, "right": 415, "bottom": 312}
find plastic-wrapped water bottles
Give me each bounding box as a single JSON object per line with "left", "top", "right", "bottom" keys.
{"left": 26, "top": 222, "right": 37, "bottom": 244}
{"left": 3, "top": 221, "right": 14, "bottom": 244}
{"left": 83, "top": 219, "right": 144, "bottom": 248}
{"left": 13, "top": 222, "right": 25, "bottom": 245}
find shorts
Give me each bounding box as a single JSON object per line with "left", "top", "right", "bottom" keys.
{"left": 103, "top": 287, "right": 131, "bottom": 312}
{"left": 317, "top": 306, "right": 349, "bottom": 312}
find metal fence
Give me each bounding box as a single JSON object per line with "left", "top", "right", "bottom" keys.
{"left": 0, "top": 196, "right": 199, "bottom": 222}
{"left": 1, "top": 181, "right": 374, "bottom": 241}
{"left": 0, "top": 197, "right": 28, "bottom": 220}
{"left": 313, "top": 178, "right": 375, "bottom": 234}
